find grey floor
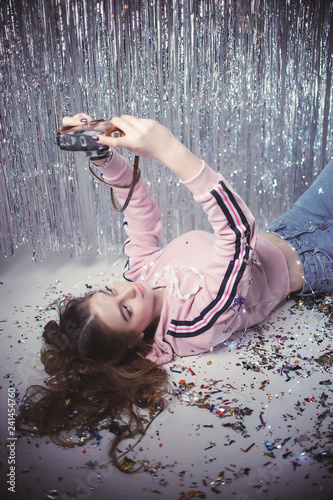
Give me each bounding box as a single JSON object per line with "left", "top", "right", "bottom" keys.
{"left": 1, "top": 249, "right": 332, "bottom": 500}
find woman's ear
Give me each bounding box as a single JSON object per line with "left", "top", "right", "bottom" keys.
{"left": 128, "top": 332, "right": 144, "bottom": 349}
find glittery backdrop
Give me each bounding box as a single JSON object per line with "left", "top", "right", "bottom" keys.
{"left": 0, "top": 0, "right": 332, "bottom": 261}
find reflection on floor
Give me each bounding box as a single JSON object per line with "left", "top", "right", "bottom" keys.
{"left": 1, "top": 251, "right": 332, "bottom": 500}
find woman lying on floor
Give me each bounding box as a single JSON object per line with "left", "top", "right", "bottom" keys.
{"left": 16, "top": 114, "right": 333, "bottom": 471}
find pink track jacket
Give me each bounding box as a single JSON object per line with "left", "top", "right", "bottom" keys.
{"left": 98, "top": 149, "right": 290, "bottom": 364}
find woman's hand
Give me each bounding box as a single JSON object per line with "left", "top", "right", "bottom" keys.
{"left": 97, "top": 115, "right": 177, "bottom": 162}
{"left": 61, "top": 112, "right": 93, "bottom": 127}
{"left": 98, "top": 115, "right": 203, "bottom": 181}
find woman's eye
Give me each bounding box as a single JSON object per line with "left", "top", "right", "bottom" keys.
{"left": 106, "top": 286, "right": 115, "bottom": 294}
{"left": 123, "top": 305, "right": 131, "bottom": 318}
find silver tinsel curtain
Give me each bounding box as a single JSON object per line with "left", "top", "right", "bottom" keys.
{"left": 0, "top": 0, "right": 332, "bottom": 261}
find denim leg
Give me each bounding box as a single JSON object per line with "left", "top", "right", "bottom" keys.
{"left": 293, "top": 159, "right": 333, "bottom": 220}
{"left": 288, "top": 231, "right": 333, "bottom": 295}
{"left": 265, "top": 159, "right": 333, "bottom": 295}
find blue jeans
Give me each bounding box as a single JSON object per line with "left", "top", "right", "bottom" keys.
{"left": 265, "top": 159, "right": 333, "bottom": 296}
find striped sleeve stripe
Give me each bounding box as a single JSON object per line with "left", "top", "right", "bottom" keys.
{"left": 166, "top": 180, "right": 251, "bottom": 339}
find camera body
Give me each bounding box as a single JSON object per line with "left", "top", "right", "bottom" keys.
{"left": 55, "top": 119, "right": 123, "bottom": 160}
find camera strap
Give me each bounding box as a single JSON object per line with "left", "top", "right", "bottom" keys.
{"left": 88, "top": 155, "right": 141, "bottom": 212}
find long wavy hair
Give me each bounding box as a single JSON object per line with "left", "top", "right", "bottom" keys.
{"left": 16, "top": 292, "right": 170, "bottom": 472}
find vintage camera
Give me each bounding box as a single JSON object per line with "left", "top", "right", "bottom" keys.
{"left": 56, "top": 119, "right": 140, "bottom": 212}
{"left": 55, "top": 119, "right": 123, "bottom": 160}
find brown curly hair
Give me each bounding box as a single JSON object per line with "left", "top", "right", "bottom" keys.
{"left": 16, "top": 293, "right": 170, "bottom": 472}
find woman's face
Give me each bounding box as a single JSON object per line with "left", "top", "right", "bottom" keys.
{"left": 88, "top": 281, "right": 161, "bottom": 344}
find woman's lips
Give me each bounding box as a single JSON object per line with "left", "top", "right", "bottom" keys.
{"left": 135, "top": 283, "right": 145, "bottom": 298}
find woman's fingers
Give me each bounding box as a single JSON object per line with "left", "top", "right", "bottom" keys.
{"left": 96, "top": 115, "right": 140, "bottom": 148}
{"left": 109, "top": 115, "right": 142, "bottom": 136}
{"left": 98, "top": 116, "right": 175, "bottom": 161}
{"left": 62, "top": 113, "right": 92, "bottom": 127}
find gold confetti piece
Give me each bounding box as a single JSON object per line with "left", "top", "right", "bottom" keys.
{"left": 197, "top": 403, "right": 211, "bottom": 409}
{"left": 119, "top": 456, "right": 136, "bottom": 472}
{"left": 180, "top": 491, "right": 206, "bottom": 500}
{"left": 22, "top": 467, "right": 33, "bottom": 473}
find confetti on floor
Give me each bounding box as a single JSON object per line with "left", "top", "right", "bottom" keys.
{"left": 0, "top": 252, "right": 332, "bottom": 499}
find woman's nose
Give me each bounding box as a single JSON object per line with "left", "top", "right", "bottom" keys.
{"left": 119, "top": 285, "right": 135, "bottom": 300}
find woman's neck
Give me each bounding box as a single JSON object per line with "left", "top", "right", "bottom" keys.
{"left": 152, "top": 286, "right": 166, "bottom": 322}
